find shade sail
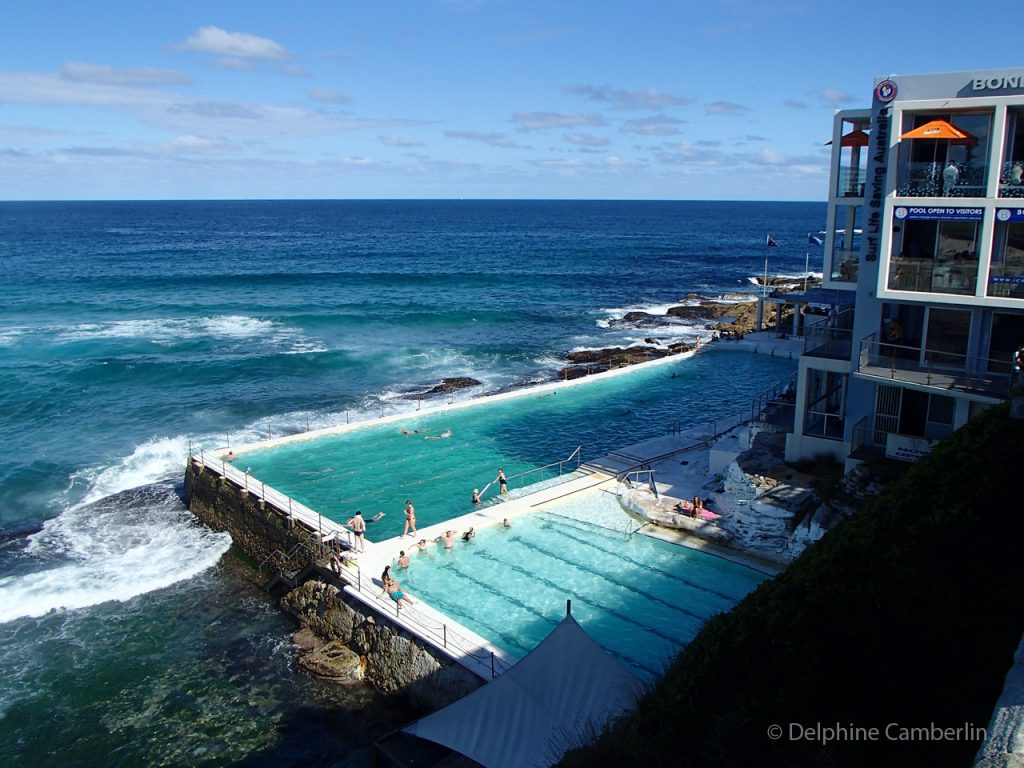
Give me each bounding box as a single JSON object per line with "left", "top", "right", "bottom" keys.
{"left": 401, "top": 614, "right": 644, "bottom": 768}
{"left": 900, "top": 119, "right": 975, "bottom": 143}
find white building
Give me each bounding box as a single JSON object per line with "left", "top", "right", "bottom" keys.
{"left": 785, "top": 68, "right": 1024, "bottom": 470}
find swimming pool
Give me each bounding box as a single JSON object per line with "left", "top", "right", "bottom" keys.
{"left": 393, "top": 487, "right": 770, "bottom": 680}
{"left": 238, "top": 350, "right": 796, "bottom": 539}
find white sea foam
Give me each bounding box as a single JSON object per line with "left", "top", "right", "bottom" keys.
{"left": 54, "top": 315, "right": 323, "bottom": 354}
{"left": 1, "top": 484, "right": 231, "bottom": 625}
{"left": 0, "top": 328, "right": 22, "bottom": 347}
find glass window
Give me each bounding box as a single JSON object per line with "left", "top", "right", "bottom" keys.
{"left": 988, "top": 312, "right": 1024, "bottom": 373}
{"left": 804, "top": 369, "right": 845, "bottom": 440}
{"left": 988, "top": 221, "right": 1024, "bottom": 298}
{"left": 896, "top": 111, "right": 993, "bottom": 198}
{"left": 830, "top": 204, "right": 860, "bottom": 282}
{"left": 999, "top": 108, "right": 1024, "bottom": 198}
{"left": 925, "top": 307, "right": 971, "bottom": 368}
{"left": 889, "top": 217, "right": 979, "bottom": 295}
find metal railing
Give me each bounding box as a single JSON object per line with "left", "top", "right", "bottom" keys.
{"left": 188, "top": 444, "right": 354, "bottom": 550}
{"left": 803, "top": 308, "right": 855, "bottom": 359}
{"left": 855, "top": 338, "right": 1014, "bottom": 399}
{"left": 498, "top": 445, "right": 583, "bottom": 492}
{"left": 623, "top": 468, "right": 659, "bottom": 499}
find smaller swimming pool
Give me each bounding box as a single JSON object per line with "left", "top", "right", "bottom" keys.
{"left": 393, "top": 487, "right": 769, "bottom": 680}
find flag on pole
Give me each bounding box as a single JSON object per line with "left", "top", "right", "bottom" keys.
{"left": 808, "top": 233, "right": 823, "bottom": 246}
{"left": 766, "top": 235, "right": 779, "bottom": 248}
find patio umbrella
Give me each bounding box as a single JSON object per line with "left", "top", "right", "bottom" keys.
{"left": 825, "top": 129, "right": 870, "bottom": 147}
{"left": 900, "top": 119, "right": 975, "bottom": 145}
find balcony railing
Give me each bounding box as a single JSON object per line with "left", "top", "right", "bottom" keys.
{"left": 987, "top": 265, "right": 1024, "bottom": 298}
{"left": 897, "top": 161, "right": 987, "bottom": 198}
{"left": 855, "top": 337, "right": 1013, "bottom": 401}
{"left": 803, "top": 308, "right": 855, "bottom": 360}
{"left": 837, "top": 166, "right": 865, "bottom": 197}
{"left": 888, "top": 257, "right": 978, "bottom": 295}
{"left": 998, "top": 161, "right": 1024, "bottom": 198}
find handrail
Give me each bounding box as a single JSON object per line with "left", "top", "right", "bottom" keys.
{"left": 856, "top": 337, "right": 1014, "bottom": 398}
{"left": 498, "top": 445, "right": 583, "bottom": 491}
{"left": 187, "top": 444, "right": 355, "bottom": 550}
{"left": 623, "top": 468, "right": 659, "bottom": 499}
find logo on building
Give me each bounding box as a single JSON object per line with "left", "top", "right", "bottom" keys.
{"left": 894, "top": 207, "right": 908, "bottom": 219}
{"left": 997, "top": 209, "right": 1012, "bottom": 222}
{"left": 874, "top": 80, "right": 897, "bottom": 103}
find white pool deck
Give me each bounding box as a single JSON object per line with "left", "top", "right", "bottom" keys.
{"left": 205, "top": 330, "right": 801, "bottom": 680}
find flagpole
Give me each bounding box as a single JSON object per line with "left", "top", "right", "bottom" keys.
{"left": 804, "top": 233, "right": 810, "bottom": 293}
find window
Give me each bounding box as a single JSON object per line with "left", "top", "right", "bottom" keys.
{"left": 889, "top": 216, "right": 979, "bottom": 295}
{"left": 896, "top": 111, "right": 993, "bottom": 198}
{"left": 830, "top": 204, "right": 860, "bottom": 282}
{"left": 804, "top": 369, "right": 845, "bottom": 440}
{"left": 988, "top": 221, "right": 1024, "bottom": 298}
{"left": 988, "top": 312, "right": 1024, "bottom": 373}
{"left": 999, "top": 108, "right": 1024, "bottom": 198}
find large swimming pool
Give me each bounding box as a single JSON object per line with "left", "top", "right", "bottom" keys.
{"left": 238, "top": 350, "right": 796, "bottom": 539}
{"left": 395, "top": 487, "right": 770, "bottom": 680}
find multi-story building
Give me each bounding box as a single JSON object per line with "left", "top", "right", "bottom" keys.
{"left": 785, "top": 68, "right": 1024, "bottom": 470}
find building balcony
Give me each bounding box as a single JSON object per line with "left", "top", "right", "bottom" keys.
{"left": 803, "top": 310, "right": 854, "bottom": 360}
{"left": 855, "top": 336, "right": 1012, "bottom": 402}
{"left": 849, "top": 414, "right": 943, "bottom": 463}
{"left": 897, "top": 161, "right": 988, "bottom": 198}
{"left": 887, "top": 257, "right": 978, "bottom": 296}
{"left": 987, "top": 264, "right": 1024, "bottom": 299}
{"left": 836, "top": 166, "right": 865, "bottom": 198}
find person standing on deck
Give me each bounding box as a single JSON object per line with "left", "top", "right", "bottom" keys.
{"left": 403, "top": 500, "right": 417, "bottom": 538}
{"left": 347, "top": 510, "right": 366, "bottom": 553}
{"left": 496, "top": 468, "right": 508, "bottom": 495}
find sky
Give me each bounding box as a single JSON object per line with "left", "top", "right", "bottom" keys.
{"left": 1, "top": 0, "right": 1023, "bottom": 201}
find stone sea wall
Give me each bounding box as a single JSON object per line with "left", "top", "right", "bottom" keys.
{"left": 184, "top": 460, "right": 484, "bottom": 709}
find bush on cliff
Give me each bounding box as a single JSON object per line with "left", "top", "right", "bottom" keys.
{"left": 559, "top": 400, "right": 1024, "bottom": 768}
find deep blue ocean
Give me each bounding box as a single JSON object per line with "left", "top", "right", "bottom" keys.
{"left": 0, "top": 200, "right": 821, "bottom": 766}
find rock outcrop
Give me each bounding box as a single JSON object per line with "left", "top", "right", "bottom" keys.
{"left": 280, "top": 580, "right": 483, "bottom": 709}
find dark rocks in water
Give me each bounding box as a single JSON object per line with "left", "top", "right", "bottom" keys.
{"left": 402, "top": 377, "right": 482, "bottom": 399}
{"left": 559, "top": 341, "right": 697, "bottom": 380}
{"left": 0, "top": 522, "right": 44, "bottom": 544}
{"left": 666, "top": 303, "right": 735, "bottom": 320}
{"left": 607, "top": 311, "right": 674, "bottom": 328}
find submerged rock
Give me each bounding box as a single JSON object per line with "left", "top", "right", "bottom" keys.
{"left": 403, "top": 377, "right": 482, "bottom": 399}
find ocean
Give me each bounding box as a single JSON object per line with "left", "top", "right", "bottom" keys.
{"left": 0, "top": 199, "right": 823, "bottom": 766}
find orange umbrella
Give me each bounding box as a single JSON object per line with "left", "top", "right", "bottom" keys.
{"left": 824, "top": 129, "right": 870, "bottom": 147}
{"left": 900, "top": 119, "right": 975, "bottom": 144}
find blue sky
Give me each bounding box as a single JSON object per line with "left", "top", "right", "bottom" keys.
{"left": 1, "top": 0, "right": 1022, "bottom": 201}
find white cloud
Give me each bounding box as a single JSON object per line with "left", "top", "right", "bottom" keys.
{"left": 60, "top": 62, "right": 191, "bottom": 87}
{"left": 176, "top": 26, "right": 291, "bottom": 61}
{"left": 564, "top": 132, "right": 609, "bottom": 148}
{"left": 705, "top": 101, "right": 749, "bottom": 116}
{"left": 445, "top": 130, "right": 527, "bottom": 148}
{"left": 308, "top": 87, "right": 351, "bottom": 105}
{"left": 783, "top": 99, "right": 808, "bottom": 109}
{"left": 379, "top": 135, "right": 425, "bottom": 148}
{"left": 563, "top": 83, "right": 690, "bottom": 110}
{"left": 512, "top": 112, "right": 605, "bottom": 131}
{"left": 621, "top": 115, "right": 686, "bottom": 136}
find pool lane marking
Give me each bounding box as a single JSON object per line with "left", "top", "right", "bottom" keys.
{"left": 541, "top": 516, "right": 751, "bottom": 603}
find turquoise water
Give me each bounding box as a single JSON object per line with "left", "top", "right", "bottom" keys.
{"left": 239, "top": 350, "right": 797, "bottom": 539}
{"left": 393, "top": 487, "right": 769, "bottom": 680}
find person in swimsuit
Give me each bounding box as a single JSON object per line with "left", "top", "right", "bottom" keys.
{"left": 496, "top": 468, "right": 507, "bottom": 495}
{"left": 437, "top": 530, "right": 457, "bottom": 549}
{"left": 425, "top": 428, "right": 451, "bottom": 440}
{"left": 402, "top": 500, "right": 417, "bottom": 538}
{"left": 415, "top": 538, "right": 430, "bottom": 551}
{"left": 461, "top": 527, "right": 475, "bottom": 542}
{"left": 380, "top": 565, "right": 392, "bottom": 595}
{"left": 502, "top": 518, "right": 511, "bottom": 529}
{"left": 397, "top": 550, "right": 410, "bottom": 568}
{"left": 347, "top": 510, "right": 366, "bottom": 553}
{"left": 385, "top": 577, "right": 416, "bottom": 608}
{"left": 472, "top": 488, "right": 481, "bottom": 505}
